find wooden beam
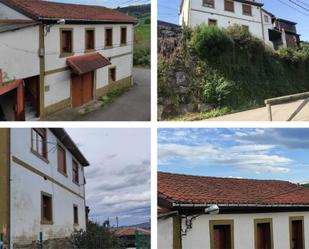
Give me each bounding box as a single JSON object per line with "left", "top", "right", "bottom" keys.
{"left": 265, "top": 92, "right": 309, "bottom": 106}
{"left": 287, "top": 98, "right": 309, "bottom": 121}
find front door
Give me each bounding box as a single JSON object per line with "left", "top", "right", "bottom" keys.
{"left": 72, "top": 72, "right": 93, "bottom": 108}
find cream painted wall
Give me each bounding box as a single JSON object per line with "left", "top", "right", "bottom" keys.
{"left": 182, "top": 0, "right": 264, "bottom": 40}
{"left": 0, "top": 26, "right": 40, "bottom": 82}
{"left": 10, "top": 129, "right": 86, "bottom": 245}
{"left": 179, "top": 0, "right": 190, "bottom": 26}
{"left": 158, "top": 217, "right": 174, "bottom": 249}
{"left": 0, "top": 3, "right": 31, "bottom": 20}
{"left": 262, "top": 10, "right": 275, "bottom": 48}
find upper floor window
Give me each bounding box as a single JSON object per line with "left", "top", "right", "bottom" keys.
{"left": 41, "top": 192, "right": 53, "bottom": 224}
{"left": 289, "top": 217, "right": 304, "bottom": 249}
{"left": 254, "top": 218, "right": 273, "bottom": 249}
{"left": 60, "top": 29, "right": 73, "bottom": 56}
{"left": 72, "top": 159, "right": 79, "bottom": 184}
{"left": 242, "top": 4, "right": 252, "bottom": 16}
{"left": 105, "top": 28, "right": 113, "bottom": 48}
{"left": 32, "top": 128, "right": 47, "bottom": 160}
{"left": 264, "top": 15, "right": 269, "bottom": 23}
{"left": 203, "top": 0, "right": 214, "bottom": 8}
{"left": 57, "top": 144, "right": 67, "bottom": 176}
{"left": 224, "top": 0, "right": 234, "bottom": 12}
{"left": 85, "top": 29, "right": 95, "bottom": 51}
{"left": 121, "top": 27, "right": 127, "bottom": 45}
{"left": 209, "top": 220, "right": 234, "bottom": 249}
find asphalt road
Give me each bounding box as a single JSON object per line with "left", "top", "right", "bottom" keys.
{"left": 78, "top": 67, "right": 151, "bottom": 121}
{"left": 207, "top": 99, "right": 309, "bottom": 121}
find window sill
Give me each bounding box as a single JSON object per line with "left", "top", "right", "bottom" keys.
{"left": 59, "top": 52, "right": 74, "bottom": 58}
{"left": 41, "top": 220, "right": 54, "bottom": 225}
{"left": 31, "top": 149, "right": 49, "bottom": 164}
{"left": 243, "top": 13, "right": 252, "bottom": 16}
{"left": 104, "top": 46, "right": 113, "bottom": 49}
{"left": 120, "top": 43, "right": 127, "bottom": 47}
{"left": 58, "top": 170, "right": 68, "bottom": 178}
{"left": 73, "top": 180, "right": 80, "bottom": 186}
{"left": 85, "top": 49, "right": 95, "bottom": 53}
{"left": 202, "top": 5, "right": 215, "bottom": 8}
{"left": 74, "top": 223, "right": 79, "bottom": 226}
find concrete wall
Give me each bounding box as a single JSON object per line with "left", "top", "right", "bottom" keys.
{"left": 185, "top": 0, "right": 264, "bottom": 40}
{"left": 178, "top": 211, "right": 309, "bottom": 249}
{"left": 0, "top": 3, "right": 31, "bottom": 20}
{"left": 158, "top": 217, "right": 174, "bottom": 249}
{"left": 0, "top": 26, "right": 40, "bottom": 83}
{"left": 10, "top": 129, "right": 86, "bottom": 246}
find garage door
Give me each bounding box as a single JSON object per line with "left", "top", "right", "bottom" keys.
{"left": 72, "top": 72, "right": 93, "bottom": 108}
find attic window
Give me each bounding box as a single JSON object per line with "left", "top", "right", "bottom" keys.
{"left": 41, "top": 192, "right": 53, "bottom": 224}
{"left": 61, "top": 29, "right": 73, "bottom": 56}
{"left": 121, "top": 27, "right": 127, "bottom": 45}
{"left": 224, "top": 0, "right": 234, "bottom": 12}
{"left": 242, "top": 4, "right": 252, "bottom": 16}
{"left": 105, "top": 28, "right": 113, "bottom": 47}
{"left": 85, "top": 29, "right": 95, "bottom": 51}
{"left": 203, "top": 0, "right": 214, "bottom": 8}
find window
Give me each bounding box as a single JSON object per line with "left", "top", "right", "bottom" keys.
{"left": 85, "top": 29, "right": 95, "bottom": 51}
{"left": 264, "top": 15, "right": 269, "bottom": 23}
{"left": 57, "top": 144, "right": 67, "bottom": 176}
{"left": 41, "top": 192, "right": 53, "bottom": 224}
{"left": 121, "top": 27, "right": 127, "bottom": 45}
{"left": 208, "top": 19, "right": 217, "bottom": 26}
{"left": 105, "top": 28, "right": 113, "bottom": 47}
{"left": 72, "top": 160, "right": 79, "bottom": 184}
{"left": 242, "top": 25, "right": 249, "bottom": 31}
{"left": 109, "top": 67, "right": 116, "bottom": 82}
{"left": 290, "top": 217, "right": 305, "bottom": 249}
{"left": 203, "top": 0, "right": 214, "bottom": 8}
{"left": 224, "top": 0, "right": 234, "bottom": 12}
{"left": 60, "top": 29, "right": 73, "bottom": 56}
{"left": 209, "top": 220, "right": 234, "bottom": 249}
{"left": 31, "top": 128, "right": 47, "bottom": 160}
{"left": 254, "top": 219, "right": 273, "bottom": 249}
{"left": 242, "top": 4, "right": 252, "bottom": 16}
{"left": 73, "top": 205, "right": 79, "bottom": 225}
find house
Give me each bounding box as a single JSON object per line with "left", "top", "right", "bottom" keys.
{"left": 0, "top": 0, "right": 137, "bottom": 121}
{"left": 114, "top": 227, "right": 151, "bottom": 249}
{"left": 0, "top": 128, "right": 90, "bottom": 248}
{"left": 179, "top": 0, "right": 300, "bottom": 50}
{"left": 158, "top": 172, "right": 309, "bottom": 249}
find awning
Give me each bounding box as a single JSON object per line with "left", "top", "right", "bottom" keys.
{"left": 66, "top": 52, "right": 111, "bottom": 75}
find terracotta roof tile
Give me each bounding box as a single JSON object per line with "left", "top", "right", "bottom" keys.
{"left": 1, "top": 0, "right": 137, "bottom": 23}
{"left": 158, "top": 172, "right": 309, "bottom": 206}
{"left": 114, "top": 227, "right": 150, "bottom": 237}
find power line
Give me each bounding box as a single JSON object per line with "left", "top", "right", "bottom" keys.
{"left": 294, "top": 0, "right": 309, "bottom": 8}
{"left": 274, "top": 0, "right": 309, "bottom": 17}
{"left": 287, "top": 0, "right": 309, "bottom": 12}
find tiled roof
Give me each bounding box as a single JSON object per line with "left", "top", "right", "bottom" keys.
{"left": 158, "top": 172, "right": 309, "bottom": 206}
{"left": 1, "top": 0, "right": 137, "bottom": 23}
{"left": 114, "top": 227, "right": 150, "bottom": 237}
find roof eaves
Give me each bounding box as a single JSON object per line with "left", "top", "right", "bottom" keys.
{"left": 0, "top": 0, "right": 39, "bottom": 20}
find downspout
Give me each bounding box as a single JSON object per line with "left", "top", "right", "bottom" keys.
{"left": 39, "top": 23, "right": 45, "bottom": 118}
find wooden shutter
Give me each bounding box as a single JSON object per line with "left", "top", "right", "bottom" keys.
{"left": 224, "top": 0, "right": 234, "bottom": 12}
{"left": 57, "top": 144, "right": 67, "bottom": 175}
{"left": 243, "top": 4, "right": 252, "bottom": 16}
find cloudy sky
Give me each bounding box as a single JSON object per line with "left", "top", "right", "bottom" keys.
{"left": 48, "top": 0, "right": 150, "bottom": 8}
{"left": 66, "top": 128, "right": 150, "bottom": 227}
{"left": 158, "top": 128, "right": 309, "bottom": 183}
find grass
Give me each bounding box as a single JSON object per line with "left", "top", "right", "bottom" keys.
{"left": 134, "top": 15, "right": 150, "bottom": 67}
{"left": 99, "top": 87, "right": 131, "bottom": 108}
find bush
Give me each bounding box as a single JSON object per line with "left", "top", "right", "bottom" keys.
{"left": 134, "top": 47, "right": 150, "bottom": 66}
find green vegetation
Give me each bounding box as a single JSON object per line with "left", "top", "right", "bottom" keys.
{"left": 158, "top": 24, "right": 309, "bottom": 120}
{"left": 99, "top": 87, "right": 130, "bottom": 108}
{"left": 303, "top": 183, "right": 309, "bottom": 189}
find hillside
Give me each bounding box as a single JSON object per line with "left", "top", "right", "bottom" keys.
{"left": 116, "top": 4, "right": 150, "bottom": 19}
{"left": 303, "top": 183, "right": 309, "bottom": 189}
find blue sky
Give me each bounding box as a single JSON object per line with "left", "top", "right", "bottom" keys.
{"left": 158, "top": 128, "right": 309, "bottom": 183}
{"left": 158, "top": 0, "right": 309, "bottom": 41}
{"left": 49, "top": 0, "right": 150, "bottom": 8}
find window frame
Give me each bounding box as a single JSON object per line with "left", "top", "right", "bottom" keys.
{"left": 120, "top": 26, "right": 127, "bottom": 46}
{"left": 73, "top": 204, "right": 79, "bottom": 225}
{"left": 85, "top": 28, "right": 96, "bottom": 52}
{"left": 31, "top": 128, "right": 48, "bottom": 163}
{"left": 264, "top": 15, "right": 269, "bottom": 23}
{"left": 105, "top": 27, "right": 113, "bottom": 48}
{"left": 254, "top": 218, "right": 274, "bottom": 249}
{"left": 242, "top": 4, "right": 252, "bottom": 16}
{"left": 208, "top": 19, "right": 217, "bottom": 26}
{"left": 72, "top": 159, "right": 80, "bottom": 185}
{"left": 224, "top": 0, "right": 234, "bottom": 12}
{"left": 209, "top": 219, "right": 234, "bottom": 249}
{"left": 109, "top": 67, "right": 116, "bottom": 83}
{"left": 289, "top": 216, "right": 305, "bottom": 249}
{"left": 41, "top": 191, "right": 53, "bottom": 225}
{"left": 60, "top": 28, "right": 74, "bottom": 58}
{"left": 57, "top": 143, "right": 67, "bottom": 177}
{"left": 202, "top": 0, "right": 215, "bottom": 8}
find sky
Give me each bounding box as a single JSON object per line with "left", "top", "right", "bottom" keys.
{"left": 158, "top": 128, "right": 309, "bottom": 183}
{"left": 66, "top": 128, "right": 150, "bottom": 227}
{"left": 158, "top": 0, "right": 309, "bottom": 41}
{"left": 48, "top": 0, "right": 150, "bottom": 8}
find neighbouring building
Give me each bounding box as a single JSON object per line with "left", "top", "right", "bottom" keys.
{"left": 0, "top": 128, "right": 90, "bottom": 248}
{"left": 0, "top": 0, "right": 137, "bottom": 121}
{"left": 158, "top": 172, "right": 309, "bottom": 249}
{"left": 179, "top": 0, "right": 300, "bottom": 50}
{"left": 115, "top": 227, "right": 151, "bottom": 249}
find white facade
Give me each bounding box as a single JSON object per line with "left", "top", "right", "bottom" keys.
{"left": 9, "top": 128, "right": 87, "bottom": 245}
{"left": 159, "top": 211, "right": 309, "bottom": 249}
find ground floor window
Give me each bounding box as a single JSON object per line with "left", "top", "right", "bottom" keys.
{"left": 254, "top": 218, "right": 273, "bottom": 249}
{"left": 208, "top": 19, "right": 217, "bottom": 26}
{"left": 73, "top": 205, "right": 79, "bottom": 225}
{"left": 290, "top": 216, "right": 305, "bottom": 249}
{"left": 109, "top": 67, "right": 116, "bottom": 82}
{"left": 209, "top": 220, "right": 234, "bottom": 249}
{"left": 41, "top": 192, "right": 53, "bottom": 224}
